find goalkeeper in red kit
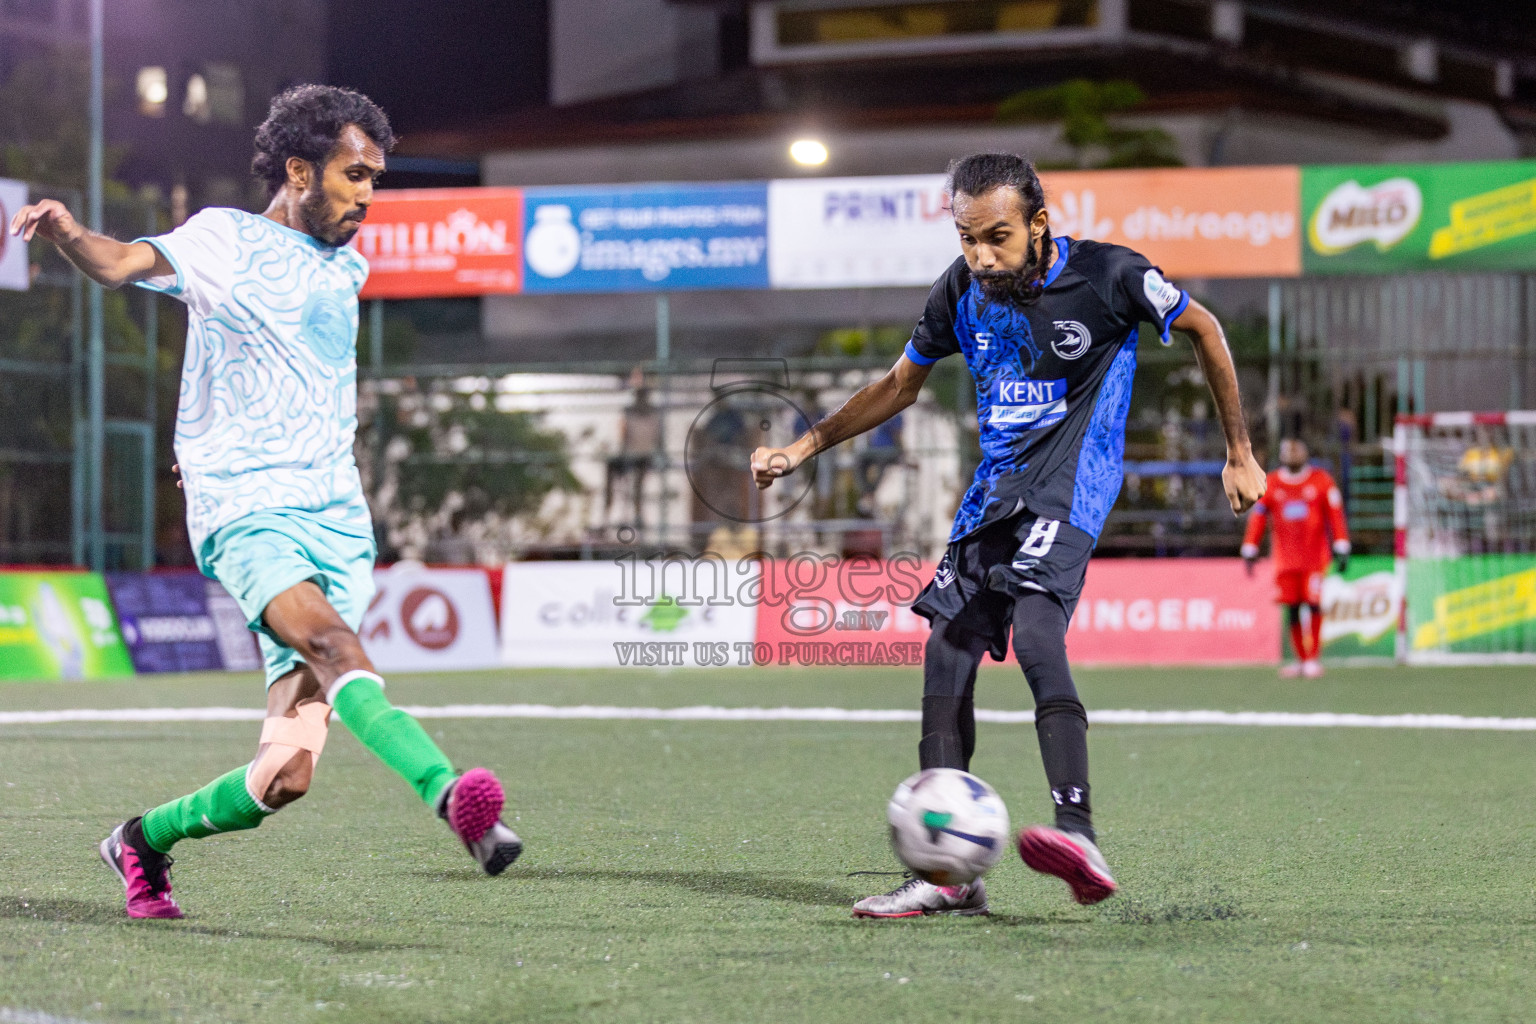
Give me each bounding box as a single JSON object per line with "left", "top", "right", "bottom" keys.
{"left": 1241, "top": 438, "right": 1350, "bottom": 678}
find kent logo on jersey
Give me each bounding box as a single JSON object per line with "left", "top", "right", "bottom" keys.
{"left": 990, "top": 378, "right": 1068, "bottom": 428}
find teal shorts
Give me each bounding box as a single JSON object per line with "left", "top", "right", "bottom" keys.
{"left": 198, "top": 510, "right": 377, "bottom": 687}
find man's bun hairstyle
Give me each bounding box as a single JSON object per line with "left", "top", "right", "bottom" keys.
{"left": 945, "top": 152, "right": 1053, "bottom": 303}
{"left": 252, "top": 84, "right": 395, "bottom": 197}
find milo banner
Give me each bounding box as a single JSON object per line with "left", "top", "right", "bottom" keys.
{"left": 1407, "top": 555, "right": 1536, "bottom": 658}
{"left": 1311, "top": 555, "right": 1400, "bottom": 660}
{"left": 0, "top": 571, "right": 134, "bottom": 681}
{"left": 1303, "top": 160, "right": 1536, "bottom": 275}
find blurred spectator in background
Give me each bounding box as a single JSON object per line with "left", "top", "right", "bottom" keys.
{"left": 855, "top": 413, "right": 903, "bottom": 517}
{"left": 605, "top": 367, "right": 661, "bottom": 527}
{"left": 1456, "top": 425, "right": 1514, "bottom": 550}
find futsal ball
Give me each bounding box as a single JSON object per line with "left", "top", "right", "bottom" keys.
{"left": 886, "top": 768, "right": 1010, "bottom": 886}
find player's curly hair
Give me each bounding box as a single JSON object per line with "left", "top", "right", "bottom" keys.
{"left": 251, "top": 85, "right": 395, "bottom": 197}
{"left": 945, "top": 153, "right": 1053, "bottom": 303}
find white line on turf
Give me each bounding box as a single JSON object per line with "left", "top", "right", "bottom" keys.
{"left": 0, "top": 705, "right": 1534, "bottom": 730}
{"left": 0, "top": 1009, "right": 101, "bottom": 1024}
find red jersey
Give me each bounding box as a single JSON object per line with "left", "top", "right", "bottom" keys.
{"left": 1241, "top": 466, "right": 1348, "bottom": 574}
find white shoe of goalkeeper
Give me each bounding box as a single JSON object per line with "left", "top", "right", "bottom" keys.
{"left": 851, "top": 876, "right": 988, "bottom": 918}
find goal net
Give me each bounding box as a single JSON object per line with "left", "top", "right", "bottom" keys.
{"left": 1395, "top": 412, "right": 1536, "bottom": 664}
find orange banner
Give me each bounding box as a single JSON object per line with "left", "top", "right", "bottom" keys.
{"left": 1040, "top": 166, "right": 1301, "bottom": 278}
{"left": 354, "top": 188, "right": 524, "bottom": 299}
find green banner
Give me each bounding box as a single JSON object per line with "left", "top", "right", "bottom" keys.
{"left": 1320, "top": 555, "right": 1399, "bottom": 659}
{"left": 1407, "top": 554, "right": 1536, "bottom": 657}
{"left": 0, "top": 571, "right": 134, "bottom": 681}
{"left": 1302, "top": 160, "right": 1536, "bottom": 275}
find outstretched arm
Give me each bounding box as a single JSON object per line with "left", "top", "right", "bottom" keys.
{"left": 751, "top": 354, "right": 932, "bottom": 489}
{"left": 8, "top": 199, "right": 169, "bottom": 290}
{"left": 1172, "top": 298, "right": 1266, "bottom": 515}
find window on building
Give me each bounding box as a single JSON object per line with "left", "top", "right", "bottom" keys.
{"left": 136, "top": 66, "right": 168, "bottom": 117}
{"left": 204, "top": 62, "right": 244, "bottom": 126}
{"left": 183, "top": 73, "right": 209, "bottom": 123}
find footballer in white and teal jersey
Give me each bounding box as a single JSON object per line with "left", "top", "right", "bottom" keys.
{"left": 10, "top": 85, "right": 520, "bottom": 921}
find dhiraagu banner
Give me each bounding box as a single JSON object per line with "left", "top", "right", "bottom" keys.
{"left": 1302, "top": 160, "right": 1536, "bottom": 275}
{"left": 1407, "top": 555, "right": 1536, "bottom": 658}
{"left": 0, "top": 571, "right": 134, "bottom": 681}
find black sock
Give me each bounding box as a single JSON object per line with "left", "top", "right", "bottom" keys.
{"left": 920, "top": 618, "right": 987, "bottom": 771}
{"left": 1034, "top": 697, "right": 1093, "bottom": 842}
{"left": 1013, "top": 590, "right": 1094, "bottom": 843}
{"left": 919, "top": 695, "right": 967, "bottom": 769}
{"left": 957, "top": 686, "right": 976, "bottom": 770}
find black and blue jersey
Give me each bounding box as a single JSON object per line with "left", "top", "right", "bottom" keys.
{"left": 904, "top": 237, "right": 1189, "bottom": 543}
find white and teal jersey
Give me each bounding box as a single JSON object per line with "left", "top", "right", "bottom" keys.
{"left": 136, "top": 207, "right": 373, "bottom": 556}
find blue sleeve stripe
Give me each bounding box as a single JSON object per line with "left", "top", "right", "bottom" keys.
{"left": 131, "top": 236, "right": 185, "bottom": 297}
{"left": 904, "top": 340, "right": 941, "bottom": 366}
{"left": 1159, "top": 290, "right": 1191, "bottom": 344}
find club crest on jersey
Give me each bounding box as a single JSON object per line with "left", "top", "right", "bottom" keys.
{"left": 934, "top": 556, "right": 956, "bottom": 589}
{"left": 1051, "top": 320, "right": 1091, "bottom": 359}
{"left": 990, "top": 378, "right": 1067, "bottom": 429}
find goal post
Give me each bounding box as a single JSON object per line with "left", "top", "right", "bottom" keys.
{"left": 1394, "top": 412, "right": 1536, "bottom": 665}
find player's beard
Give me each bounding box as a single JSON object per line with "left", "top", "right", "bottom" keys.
{"left": 298, "top": 187, "right": 363, "bottom": 248}
{"left": 973, "top": 227, "right": 1052, "bottom": 309}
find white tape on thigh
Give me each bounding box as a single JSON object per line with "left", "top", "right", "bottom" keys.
{"left": 247, "top": 700, "right": 331, "bottom": 804}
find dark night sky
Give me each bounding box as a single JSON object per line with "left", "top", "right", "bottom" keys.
{"left": 326, "top": 0, "right": 549, "bottom": 135}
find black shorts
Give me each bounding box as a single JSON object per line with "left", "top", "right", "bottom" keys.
{"left": 912, "top": 510, "right": 1095, "bottom": 660}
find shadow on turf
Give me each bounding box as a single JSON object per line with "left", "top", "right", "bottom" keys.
{"left": 411, "top": 867, "right": 863, "bottom": 907}
{"left": 0, "top": 896, "right": 428, "bottom": 952}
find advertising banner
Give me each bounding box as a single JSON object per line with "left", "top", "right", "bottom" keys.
{"left": 1406, "top": 554, "right": 1536, "bottom": 657}
{"left": 767, "top": 175, "right": 956, "bottom": 289}
{"left": 106, "top": 571, "right": 261, "bottom": 673}
{"left": 500, "top": 560, "right": 760, "bottom": 668}
{"left": 1068, "top": 559, "right": 1278, "bottom": 664}
{"left": 1302, "top": 160, "right": 1536, "bottom": 275}
{"left": 1310, "top": 555, "right": 1400, "bottom": 660}
{"left": 0, "top": 178, "right": 28, "bottom": 291}
{"left": 1041, "top": 166, "right": 1301, "bottom": 279}
{"left": 752, "top": 557, "right": 1277, "bottom": 666}
{"left": 521, "top": 183, "right": 769, "bottom": 293}
{"left": 0, "top": 571, "right": 133, "bottom": 681}
{"left": 354, "top": 188, "right": 524, "bottom": 298}
{"left": 360, "top": 565, "right": 501, "bottom": 672}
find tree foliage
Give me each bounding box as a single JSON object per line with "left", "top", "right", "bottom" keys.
{"left": 997, "top": 79, "right": 1183, "bottom": 169}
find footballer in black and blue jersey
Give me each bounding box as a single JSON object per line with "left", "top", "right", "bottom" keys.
{"left": 907, "top": 236, "right": 1190, "bottom": 656}
{"left": 751, "top": 154, "right": 1265, "bottom": 917}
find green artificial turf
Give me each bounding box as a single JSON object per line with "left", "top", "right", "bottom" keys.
{"left": 0, "top": 665, "right": 1533, "bottom": 1023}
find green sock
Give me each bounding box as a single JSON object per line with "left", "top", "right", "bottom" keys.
{"left": 330, "top": 672, "right": 456, "bottom": 809}
{"left": 140, "top": 765, "right": 270, "bottom": 854}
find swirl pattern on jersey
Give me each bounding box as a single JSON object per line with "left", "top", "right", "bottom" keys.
{"left": 150, "top": 209, "right": 371, "bottom": 553}
{"left": 950, "top": 283, "right": 1048, "bottom": 541}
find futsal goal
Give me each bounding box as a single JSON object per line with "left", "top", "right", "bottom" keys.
{"left": 1394, "top": 412, "right": 1536, "bottom": 664}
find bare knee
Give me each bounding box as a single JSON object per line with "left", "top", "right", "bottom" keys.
{"left": 262, "top": 749, "right": 313, "bottom": 808}
{"left": 301, "top": 623, "right": 365, "bottom": 672}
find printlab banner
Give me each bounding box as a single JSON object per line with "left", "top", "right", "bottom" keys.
{"left": 360, "top": 565, "right": 501, "bottom": 672}
{"left": 355, "top": 187, "right": 525, "bottom": 298}
{"left": 1302, "top": 160, "right": 1536, "bottom": 275}
{"left": 106, "top": 571, "right": 261, "bottom": 673}
{"left": 521, "top": 183, "right": 769, "bottom": 293}
{"left": 0, "top": 178, "right": 29, "bottom": 291}
{"left": 767, "top": 175, "right": 956, "bottom": 289}
{"left": 500, "top": 560, "right": 760, "bottom": 668}
{"left": 0, "top": 571, "right": 134, "bottom": 681}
